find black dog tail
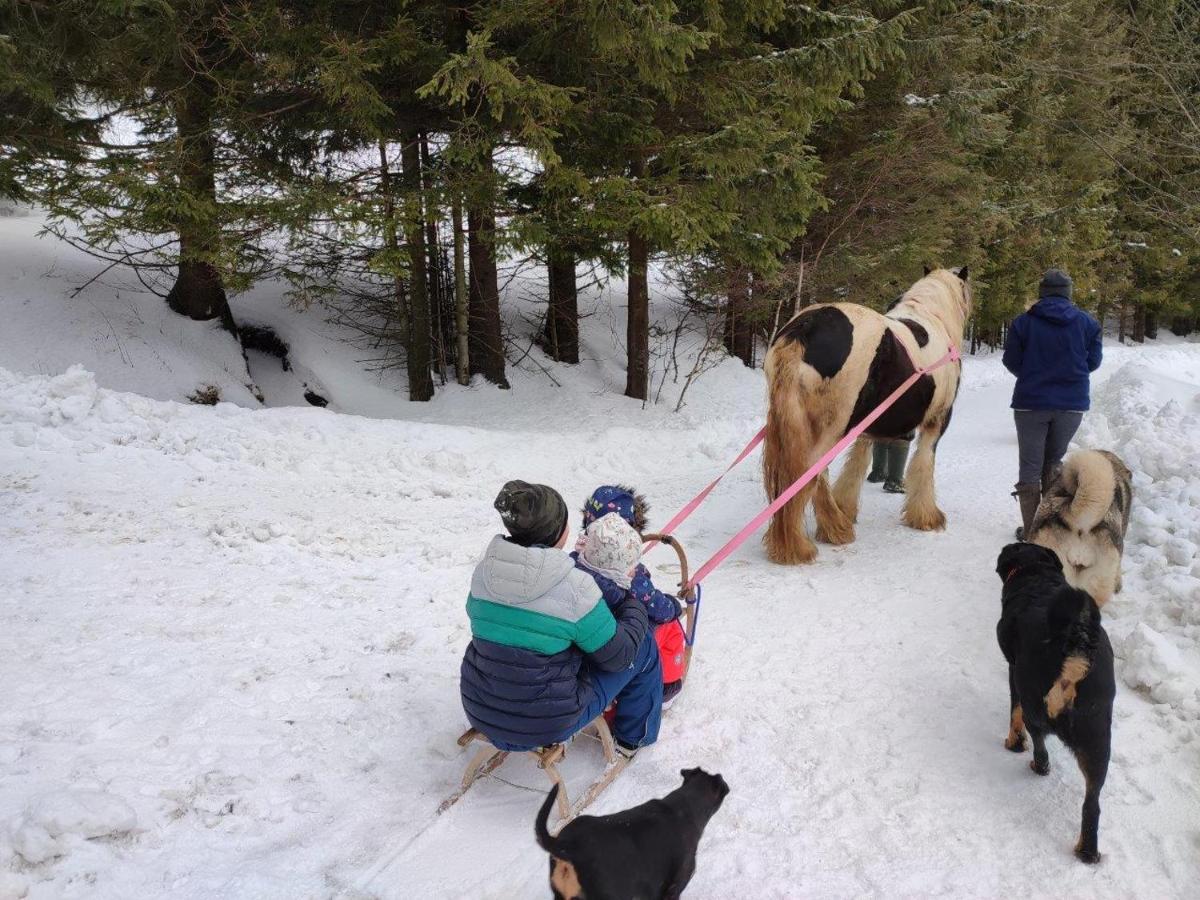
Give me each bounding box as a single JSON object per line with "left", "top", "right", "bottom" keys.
{"left": 1050, "top": 586, "right": 1102, "bottom": 663}
{"left": 535, "top": 784, "right": 561, "bottom": 854}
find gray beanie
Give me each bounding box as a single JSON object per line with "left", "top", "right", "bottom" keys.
{"left": 1038, "top": 268, "right": 1073, "bottom": 300}
{"left": 494, "top": 480, "right": 568, "bottom": 548}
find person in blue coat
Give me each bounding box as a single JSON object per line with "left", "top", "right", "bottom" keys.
{"left": 1003, "top": 268, "right": 1103, "bottom": 539}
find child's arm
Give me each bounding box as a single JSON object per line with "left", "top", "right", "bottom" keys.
{"left": 631, "top": 564, "right": 683, "bottom": 624}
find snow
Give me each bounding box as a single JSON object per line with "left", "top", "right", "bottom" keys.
{"left": 3, "top": 222, "right": 1200, "bottom": 897}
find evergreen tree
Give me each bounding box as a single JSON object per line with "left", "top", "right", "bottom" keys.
{"left": 4, "top": 1, "right": 327, "bottom": 326}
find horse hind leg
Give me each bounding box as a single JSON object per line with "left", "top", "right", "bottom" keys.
{"left": 814, "top": 472, "right": 856, "bottom": 545}
{"left": 764, "top": 478, "right": 819, "bottom": 564}
{"left": 832, "top": 436, "right": 872, "bottom": 524}
{"left": 902, "top": 421, "right": 947, "bottom": 531}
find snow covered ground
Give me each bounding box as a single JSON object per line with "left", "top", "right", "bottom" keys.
{"left": 2, "top": 221, "right": 1200, "bottom": 898}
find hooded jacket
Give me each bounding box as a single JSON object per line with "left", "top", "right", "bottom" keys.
{"left": 460, "top": 535, "right": 649, "bottom": 750}
{"left": 1003, "top": 296, "right": 1102, "bottom": 410}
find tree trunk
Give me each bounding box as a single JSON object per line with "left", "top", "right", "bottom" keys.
{"left": 167, "top": 85, "right": 231, "bottom": 328}
{"left": 724, "top": 268, "right": 754, "bottom": 367}
{"left": 625, "top": 153, "right": 649, "bottom": 401}
{"left": 1132, "top": 302, "right": 1146, "bottom": 343}
{"left": 543, "top": 246, "right": 579, "bottom": 364}
{"left": 467, "top": 161, "right": 508, "bottom": 387}
{"left": 400, "top": 132, "right": 434, "bottom": 401}
{"left": 1144, "top": 309, "right": 1158, "bottom": 340}
{"left": 1118, "top": 298, "right": 1127, "bottom": 343}
{"left": 452, "top": 194, "right": 470, "bottom": 385}
{"left": 378, "top": 141, "right": 409, "bottom": 352}
{"left": 419, "top": 134, "right": 447, "bottom": 383}
{"left": 625, "top": 229, "right": 650, "bottom": 400}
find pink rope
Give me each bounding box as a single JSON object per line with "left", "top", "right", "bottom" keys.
{"left": 683, "top": 344, "right": 960, "bottom": 588}
{"left": 642, "top": 427, "right": 766, "bottom": 553}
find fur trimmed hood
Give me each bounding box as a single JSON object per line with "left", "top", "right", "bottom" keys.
{"left": 581, "top": 484, "right": 649, "bottom": 533}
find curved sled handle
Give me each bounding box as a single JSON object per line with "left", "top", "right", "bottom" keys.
{"left": 642, "top": 532, "right": 698, "bottom": 682}
{"left": 641, "top": 532, "right": 692, "bottom": 601}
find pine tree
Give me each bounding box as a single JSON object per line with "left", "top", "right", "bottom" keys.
{"left": 4, "top": 1, "right": 327, "bottom": 326}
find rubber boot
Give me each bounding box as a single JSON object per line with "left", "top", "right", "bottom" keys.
{"left": 867, "top": 442, "right": 887, "bottom": 483}
{"left": 1012, "top": 482, "right": 1041, "bottom": 541}
{"left": 882, "top": 441, "right": 909, "bottom": 494}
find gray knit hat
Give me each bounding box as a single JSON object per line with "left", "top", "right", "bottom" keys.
{"left": 494, "top": 480, "right": 568, "bottom": 548}
{"left": 1038, "top": 268, "right": 1073, "bottom": 299}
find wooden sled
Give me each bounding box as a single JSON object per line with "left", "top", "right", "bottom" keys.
{"left": 439, "top": 534, "right": 696, "bottom": 823}
{"left": 438, "top": 716, "right": 626, "bottom": 823}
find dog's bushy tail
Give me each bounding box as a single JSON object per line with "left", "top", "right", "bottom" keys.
{"left": 535, "top": 784, "right": 561, "bottom": 854}
{"left": 1062, "top": 451, "right": 1116, "bottom": 533}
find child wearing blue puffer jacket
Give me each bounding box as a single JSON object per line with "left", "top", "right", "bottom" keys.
{"left": 578, "top": 485, "right": 688, "bottom": 704}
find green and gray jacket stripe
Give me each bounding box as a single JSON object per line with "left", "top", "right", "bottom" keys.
{"left": 466, "top": 535, "right": 616, "bottom": 655}
{"left": 466, "top": 594, "right": 615, "bottom": 655}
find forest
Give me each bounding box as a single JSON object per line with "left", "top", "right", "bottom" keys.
{"left": 2, "top": 0, "right": 1198, "bottom": 402}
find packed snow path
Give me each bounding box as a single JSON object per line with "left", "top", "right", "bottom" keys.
{"left": 2, "top": 342, "right": 1199, "bottom": 899}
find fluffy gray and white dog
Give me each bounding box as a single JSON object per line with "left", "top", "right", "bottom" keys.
{"left": 1029, "top": 450, "right": 1133, "bottom": 607}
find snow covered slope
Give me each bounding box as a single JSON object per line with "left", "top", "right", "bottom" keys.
{"left": 0, "top": 210, "right": 700, "bottom": 418}
{"left": 2, "top": 332, "right": 1199, "bottom": 898}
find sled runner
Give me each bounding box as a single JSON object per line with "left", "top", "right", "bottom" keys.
{"left": 439, "top": 534, "right": 700, "bottom": 825}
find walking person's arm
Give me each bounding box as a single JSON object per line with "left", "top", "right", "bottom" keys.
{"left": 1003, "top": 318, "right": 1024, "bottom": 375}
{"left": 1086, "top": 319, "right": 1103, "bottom": 372}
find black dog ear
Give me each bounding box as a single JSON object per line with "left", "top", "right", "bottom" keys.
{"left": 923, "top": 264, "right": 932, "bottom": 276}
{"left": 956, "top": 265, "right": 969, "bottom": 281}
{"left": 680, "top": 767, "right": 698, "bottom": 780}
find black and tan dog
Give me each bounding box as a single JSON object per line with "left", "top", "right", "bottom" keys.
{"left": 535, "top": 768, "right": 729, "bottom": 899}
{"left": 996, "top": 542, "right": 1115, "bottom": 864}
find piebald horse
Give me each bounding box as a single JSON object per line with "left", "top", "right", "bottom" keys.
{"left": 763, "top": 268, "right": 971, "bottom": 564}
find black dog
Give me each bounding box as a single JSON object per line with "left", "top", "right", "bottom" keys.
{"left": 996, "top": 542, "right": 1115, "bottom": 864}
{"left": 535, "top": 768, "right": 729, "bottom": 899}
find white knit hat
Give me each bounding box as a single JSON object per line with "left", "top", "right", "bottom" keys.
{"left": 578, "top": 513, "right": 643, "bottom": 589}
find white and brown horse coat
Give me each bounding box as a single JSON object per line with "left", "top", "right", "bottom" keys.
{"left": 763, "top": 269, "right": 971, "bottom": 564}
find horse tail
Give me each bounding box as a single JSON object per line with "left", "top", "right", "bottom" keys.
{"left": 763, "top": 343, "right": 821, "bottom": 564}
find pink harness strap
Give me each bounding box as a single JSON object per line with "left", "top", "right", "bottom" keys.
{"left": 683, "top": 344, "right": 959, "bottom": 588}
{"left": 642, "top": 427, "right": 766, "bottom": 554}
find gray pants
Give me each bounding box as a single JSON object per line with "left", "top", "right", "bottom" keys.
{"left": 1014, "top": 410, "right": 1083, "bottom": 485}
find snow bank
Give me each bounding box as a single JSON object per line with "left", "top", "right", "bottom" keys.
{"left": 1077, "top": 356, "right": 1200, "bottom": 740}
{"left": 0, "top": 216, "right": 258, "bottom": 409}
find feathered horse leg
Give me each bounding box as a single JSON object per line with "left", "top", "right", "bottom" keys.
{"left": 901, "top": 420, "right": 947, "bottom": 531}
{"left": 832, "top": 436, "right": 873, "bottom": 524}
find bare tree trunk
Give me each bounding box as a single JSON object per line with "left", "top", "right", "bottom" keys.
{"left": 452, "top": 194, "right": 469, "bottom": 385}
{"left": 724, "top": 268, "right": 754, "bottom": 367}
{"left": 167, "top": 84, "right": 231, "bottom": 329}
{"left": 1145, "top": 308, "right": 1158, "bottom": 340}
{"left": 543, "top": 246, "right": 579, "bottom": 363}
{"left": 378, "top": 140, "right": 407, "bottom": 339}
{"left": 1133, "top": 302, "right": 1147, "bottom": 343}
{"left": 1118, "top": 298, "right": 1128, "bottom": 343}
{"left": 625, "top": 153, "right": 649, "bottom": 401}
{"left": 467, "top": 154, "right": 508, "bottom": 388}
{"left": 419, "top": 133, "right": 448, "bottom": 383}
{"left": 625, "top": 232, "right": 650, "bottom": 400}
{"left": 400, "top": 131, "right": 434, "bottom": 401}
